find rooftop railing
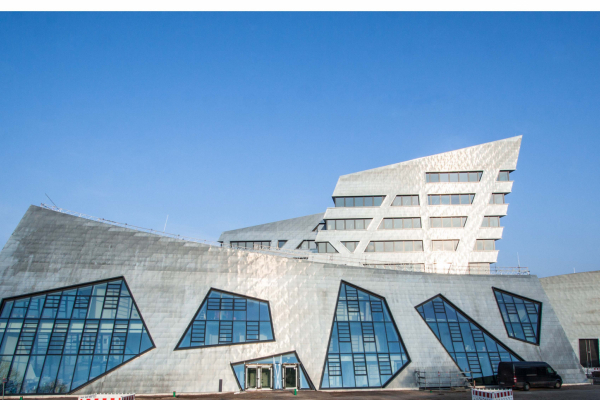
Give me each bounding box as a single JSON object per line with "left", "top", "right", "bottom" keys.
{"left": 40, "top": 203, "right": 529, "bottom": 276}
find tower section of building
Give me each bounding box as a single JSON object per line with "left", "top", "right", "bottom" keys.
{"left": 315, "top": 136, "right": 521, "bottom": 272}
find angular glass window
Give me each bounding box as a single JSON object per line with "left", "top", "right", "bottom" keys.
{"left": 231, "top": 351, "right": 314, "bottom": 391}
{"left": 277, "top": 240, "right": 287, "bottom": 249}
{"left": 320, "top": 282, "right": 410, "bottom": 389}
{"left": 492, "top": 288, "right": 542, "bottom": 345}
{"left": 176, "top": 289, "right": 274, "bottom": 350}
{"left": 0, "top": 278, "right": 154, "bottom": 394}
{"left": 416, "top": 294, "right": 522, "bottom": 385}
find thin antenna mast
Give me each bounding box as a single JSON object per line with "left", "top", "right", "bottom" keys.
{"left": 45, "top": 193, "right": 58, "bottom": 208}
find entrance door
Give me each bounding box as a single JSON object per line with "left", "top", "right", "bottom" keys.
{"left": 261, "top": 366, "right": 272, "bottom": 389}
{"left": 283, "top": 364, "right": 298, "bottom": 389}
{"left": 246, "top": 367, "right": 258, "bottom": 389}
{"left": 246, "top": 365, "right": 272, "bottom": 390}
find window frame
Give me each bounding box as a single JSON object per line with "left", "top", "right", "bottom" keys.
{"left": 474, "top": 239, "right": 497, "bottom": 251}
{"left": 497, "top": 171, "right": 512, "bottom": 182}
{"left": 365, "top": 241, "right": 424, "bottom": 253}
{"left": 415, "top": 294, "right": 524, "bottom": 385}
{"left": 492, "top": 287, "right": 543, "bottom": 346}
{"left": 429, "top": 217, "right": 467, "bottom": 228}
{"left": 325, "top": 219, "right": 372, "bottom": 231}
{"left": 332, "top": 196, "right": 386, "bottom": 208}
{"left": 481, "top": 216, "right": 501, "bottom": 228}
{"left": 489, "top": 193, "right": 507, "bottom": 205}
{"left": 0, "top": 276, "right": 156, "bottom": 395}
{"left": 430, "top": 240, "right": 460, "bottom": 251}
{"left": 174, "top": 288, "right": 275, "bottom": 351}
{"left": 341, "top": 242, "right": 359, "bottom": 253}
{"left": 427, "top": 194, "right": 475, "bottom": 205}
{"left": 319, "top": 281, "right": 412, "bottom": 390}
{"left": 378, "top": 218, "right": 422, "bottom": 230}
{"left": 426, "top": 171, "right": 483, "bottom": 183}
{"left": 391, "top": 195, "right": 420, "bottom": 207}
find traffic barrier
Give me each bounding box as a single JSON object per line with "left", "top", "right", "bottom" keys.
{"left": 471, "top": 388, "right": 513, "bottom": 399}
{"left": 79, "top": 394, "right": 135, "bottom": 400}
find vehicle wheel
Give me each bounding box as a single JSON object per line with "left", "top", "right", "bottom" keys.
{"left": 523, "top": 382, "right": 530, "bottom": 391}
{"left": 554, "top": 381, "right": 562, "bottom": 389}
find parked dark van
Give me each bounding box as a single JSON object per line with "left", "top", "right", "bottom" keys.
{"left": 497, "top": 362, "right": 562, "bottom": 391}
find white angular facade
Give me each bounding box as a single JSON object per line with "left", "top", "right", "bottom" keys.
{"left": 220, "top": 136, "right": 521, "bottom": 273}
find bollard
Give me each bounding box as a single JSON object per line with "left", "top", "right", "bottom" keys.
{"left": 294, "top": 388, "right": 297, "bottom": 395}
{"left": 172, "top": 391, "right": 176, "bottom": 398}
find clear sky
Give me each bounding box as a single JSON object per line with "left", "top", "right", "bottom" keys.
{"left": 0, "top": 12, "right": 599, "bottom": 277}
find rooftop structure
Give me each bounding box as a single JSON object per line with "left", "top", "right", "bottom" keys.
{"left": 220, "top": 136, "right": 522, "bottom": 274}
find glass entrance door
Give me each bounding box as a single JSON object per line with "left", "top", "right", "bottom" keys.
{"left": 283, "top": 365, "right": 297, "bottom": 389}
{"left": 246, "top": 367, "right": 257, "bottom": 389}
{"left": 261, "top": 367, "right": 272, "bottom": 389}
{"left": 246, "top": 365, "right": 272, "bottom": 390}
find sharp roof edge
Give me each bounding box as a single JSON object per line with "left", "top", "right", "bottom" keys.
{"left": 339, "top": 135, "right": 522, "bottom": 178}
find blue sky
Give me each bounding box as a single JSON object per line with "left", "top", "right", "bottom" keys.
{"left": 0, "top": 12, "right": 599, "bottom": 277}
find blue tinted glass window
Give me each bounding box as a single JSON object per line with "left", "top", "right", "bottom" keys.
{"left": 321, "top": 282, "right": 410, "bottom": 389}
{"left": 416, "top": 295, "right": 522, "bottom": 385}
{"left": 492, "top": 288, "right": 542, "bottom": 345}
{"left": 0, "top": 278, "right": 154, "bottom": 394}
{"left": 177, "top": 289, "right": 274, "bottom": 349}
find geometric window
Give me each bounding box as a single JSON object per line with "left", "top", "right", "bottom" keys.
{"left": 416, "top": 294, "right": 522, "bottom": 385}
{"left": 492, "top": 288, "right": 542, "bottom": 345}
{"left": 230, "top": 351, "right": 314, "bottom": 390}
{"left": 175, "top": 289, "right": 274, "bottom": 349}
{"left": 0, "top": 277, "right": 154, "bottom": 394}
{"left": 320, "top": 281, "right": 410, "bottom": 389}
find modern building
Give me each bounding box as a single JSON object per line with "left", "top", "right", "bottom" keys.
{"left": 0, "top": 136, "right": 595, "bottom": 396}
{"left": 220, "top": 136, "right": 521, "bottom": 274}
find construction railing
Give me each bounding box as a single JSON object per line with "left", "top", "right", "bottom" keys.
{"left": 415, "top": 369, "right": 474, "bottom": 390}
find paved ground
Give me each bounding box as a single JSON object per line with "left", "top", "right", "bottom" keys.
{"left": 150, "top": 384, "right": 598, "bottom": 399}
{"left": 6, "top": 385, "right": 598, "bottom": 400}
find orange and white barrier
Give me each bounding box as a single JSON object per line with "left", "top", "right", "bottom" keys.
{"left": 79, "top": 394, "right": 135, "bottom": 400}
{"left": 472, "top": 388, "right": 513, "bottom": 399}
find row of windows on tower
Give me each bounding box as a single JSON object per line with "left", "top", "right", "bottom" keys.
{"left": 324, "top": 216, "right": 501, "bottom": 230}
{"left": 425, "top": 171, "right": 511, "bottom": 182}
{"left": 333, "top": 193, "right": 508, "bottom": 207}
{"left": 316, "top": 239, "right": 497, "bottom": 253}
